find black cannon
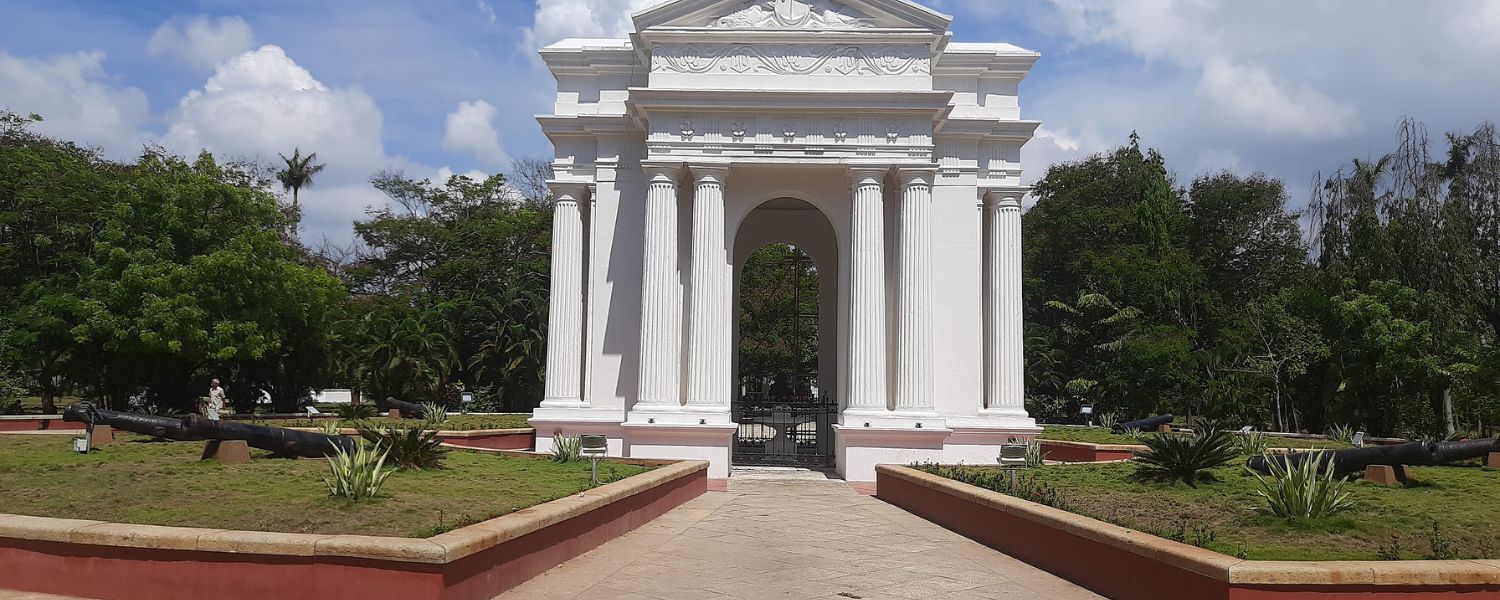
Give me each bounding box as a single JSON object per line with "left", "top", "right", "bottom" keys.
{"left": 379, "top": 396, "right": 427, "bottom": 419}
{"left": 63, "top": 404, "right": 352, "bottom": 458}
{"left": 1246, "top": 438, "right": 1500, "bottom": 476}
{"left": 1113, "top": 414, "right": 1174, "bottom": 433}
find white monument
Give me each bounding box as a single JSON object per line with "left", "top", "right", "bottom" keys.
{"left": 532, "top": 0, "right": 1039, "bottom": 481}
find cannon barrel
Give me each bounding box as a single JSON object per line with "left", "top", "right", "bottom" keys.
{"left": 63, "top": 404, "right": 352, "bottom": 458}
{"left": 1246, "top": 438, "right": 1500, "bottom": 475}
{"left": 182, "top": 416, "right": 352, "bottom": 458}
{"left": 1114, "top": 414, "right": 1174, "bottom": 433}
{"left": 379, "top": 396, "right": 426, "bottom": 419}
{"left": 63, "top": 405, "right": 199, "bottom": 440}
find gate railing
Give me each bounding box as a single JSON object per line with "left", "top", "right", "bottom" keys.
{"left": 732, "top": 393, "right": 837, "bottom": 467}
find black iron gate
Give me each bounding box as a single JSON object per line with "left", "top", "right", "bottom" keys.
{"left": 732, "top": 393, "right": 837, "bottom": 467}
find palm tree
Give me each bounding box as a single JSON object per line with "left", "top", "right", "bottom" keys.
{"left": 276, "top": 148, "right": 326, "bottom": 211}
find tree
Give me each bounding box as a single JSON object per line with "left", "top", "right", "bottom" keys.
{"left": 1, "top": 115, "right": 346, "bottom": 412}
{"left": 276, "top": 148, "right": 326, "bottom": 212}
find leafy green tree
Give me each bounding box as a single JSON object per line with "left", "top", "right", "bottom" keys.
{"left": 347, "top": 170, "right": 552, "bottom": 410}
{"left": 738, "top": 244, "right": 820, "bottom": 392}
{"left": 0, "top": 114, "right": 345, "bottom": 412}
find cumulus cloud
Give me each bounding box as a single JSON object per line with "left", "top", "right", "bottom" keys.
{"left": 523, "top": 0, "right": 659, "bottom": 49}
{"left": 162, "top": 45, "right": 387, "bottom": 183}
{"left": 0, "top": 50, "right": 150, "bottom": 156}
{"left": 442, "top": 100, "right": 511, "bottom": 168}
{"left": 1196, "top": 57, "right": 1357, "bottom": 138}
{"left": 147, "top": 16, "right": 256, "bottom": 70}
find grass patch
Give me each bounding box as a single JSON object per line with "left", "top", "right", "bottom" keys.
{"left": 239, "top": 414, "right": 533, "bottom": 431}
{"left": 0, "top": 433, "right": 645, "bottom": 538}
{"left": 926, "top": 460, "right": 1500, "bottom": 560}
{"left": 1041, "top": 425, "right": 1351, "bottom": 449}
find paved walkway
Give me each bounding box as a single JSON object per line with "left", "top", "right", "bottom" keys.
{"left": 499, "top": 477, "right": 1101, "bottom": 600}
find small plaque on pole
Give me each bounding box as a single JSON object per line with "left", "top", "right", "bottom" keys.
{"left": 581, "top": 434, "right": 608, "bottom": 486}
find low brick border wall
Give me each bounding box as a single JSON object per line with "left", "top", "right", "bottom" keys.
{"left": 0, "top": 416, "right": 84, "bottom": 431}
{"left": 286, "top": 426, "right": 535, "bottom": 450}
{"left": 0, "top": 454, "right": 707, "bottom": 600}
{"left": 876, "top": 464, "right": 1500, "bottom": 600}
{"left": 1039, "top": 439, "right": 1143, "bottom": 462}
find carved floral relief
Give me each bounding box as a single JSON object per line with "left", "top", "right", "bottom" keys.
{"left": 652, "top": 43, "right": 930, "bottom": 76}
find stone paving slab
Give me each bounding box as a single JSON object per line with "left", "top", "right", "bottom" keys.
{"left": 497, "top": 478, "right": 1102, "bottom": 600}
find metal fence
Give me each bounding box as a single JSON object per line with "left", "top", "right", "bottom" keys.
{"left": 732, "top": 393, "right": 837, "bottom": 467}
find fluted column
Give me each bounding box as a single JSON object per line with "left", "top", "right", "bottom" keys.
{"left": 542, "top": 182, "right": 586, "bottom": 406}
{"left": 985, "top": 192, "right": 1026, "bottom": 414}
{"left": 684, "top": 165, "right": 731, "bottom": 412}
{"left": 636, "top": 165, "right": 682, "bottom": 411}
{"left": 894, "top": 169, "right": 936, "bottom": 414}
{"left": 846, "top": 167, "right": 889, "bottom": 414}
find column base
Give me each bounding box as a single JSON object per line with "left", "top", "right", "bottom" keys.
{"left": 622, "top": 422, "right": 737, "bottom": 478}
{"left": 840, "top": 409, "right": 945, "bottom": 430}
{"left": 834, "top": 424, "right": 952, "bottom": 482}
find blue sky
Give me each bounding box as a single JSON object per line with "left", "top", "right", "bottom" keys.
{"left": 3, "top": 0, "right": 1499, "bottom": 242}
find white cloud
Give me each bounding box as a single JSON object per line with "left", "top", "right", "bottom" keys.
{"left": 524, "top": 0, "right": 660, "bottom": 50}
{"left": 147, "top": 16, "right": 256, "bottom": 70}
{"left": 0, "top": 50, "right": 150, "bottom": 157}
{"left": 1047, "top": 0, "right": 1360, "bottom": 140}
{"left": 163, "top": 45, "right": 388, "bottom": 184}
{"left": 442, "top": 100, "right": 512, "bottom": 168}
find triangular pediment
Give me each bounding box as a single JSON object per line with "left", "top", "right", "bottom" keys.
{"left": 633, "top": 0, "right": 952, "bottom": 33}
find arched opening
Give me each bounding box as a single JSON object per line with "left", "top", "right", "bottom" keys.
{"left": 731, "top": 198, "right": 839, "bottom": 467}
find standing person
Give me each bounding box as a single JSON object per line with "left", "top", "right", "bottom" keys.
{"left": 205, "top": 379, "right": 227, "bottom": 420}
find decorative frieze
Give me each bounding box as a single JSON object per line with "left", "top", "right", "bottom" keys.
{"left": 652, "top": 43, "right": 930, "bottom": 76}
{"left": 710, "top": 0, "right": 874, "bottom": 30}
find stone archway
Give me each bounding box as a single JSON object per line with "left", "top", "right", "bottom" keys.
{"left": 731, "top": 198, "right": 840, "bottom": 466}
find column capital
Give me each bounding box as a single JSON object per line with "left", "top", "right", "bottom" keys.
{"left": 641, "top": 162, "right": 682, "bottom": 182}
{"left": 687, "top": 163, "right": 730, "bottom": 184}
{"left": 982, "top": 187, "right": 1027, "bottom": 207}
{"left": 897, "top": 167, "right": 938, "bottom": 188}
{"left": 547, "top": 180, "right": 590, "bottom": 202}
{"left": 848, "top": 166, "right": 889, "bottom": 187}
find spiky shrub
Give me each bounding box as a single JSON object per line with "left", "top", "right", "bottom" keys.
{"left": 1133, "top": 428, "right": 1240, "bottom": 485}
{"left": 915, "top": 463, "right": 1067, "bottom": 509}
{"left": 1097, "top": 413, "right": 1119, "bottom": 431}
{"left": 1026, "top": 438, "right": 1044, "bottom": 467}
{"left": 321, "top": 421, "right": 343, "bottom": 436}
{"left": 551, "top": 435, "right": 583, "bottom": 463}
{"left": 1122, "top": 426, "right": 1144, "bottom": 441}
{"left": 323, "top": 440, "right": 394, "bottom": 501}
{"left": 1327, "top": 423, "right": 1356, "bottom": 445}
{"left": 1235, "top": 431, "right": 1268, "bottom": 456}
{"left": 1251, "top": 451, "right": 1354, "bottom": 519}
{"left": 335, "top": 403, "right": 377, "bottom": 421}
{"left": 358, "top": 426, "right": 447, "bottom": 470}
{"left": 420, "top": 402, "right": 448, "bottom": 428}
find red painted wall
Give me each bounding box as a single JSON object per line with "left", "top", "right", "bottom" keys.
{"left": 437, "top": 430, "right": 535, "bottom": 450}
{"left": 1039, "top": 441, "right": 1136, "bottom": 462}
{"left": 0, "top": 419, "right": 86, "bottom": 431}
{"left": 877, "top": 471, "right": 1500, "bottom": 599}
{"left": 0, "top": 467, "right": 706, "bottom": 600}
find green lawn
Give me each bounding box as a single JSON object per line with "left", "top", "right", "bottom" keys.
{"left": 926, "top": 460, "right": 1500, "bottom": 561}
{"left": 1040, "top": 425, "right": 1352, "bottom": 449}
{"left": 0, "top": 433, "right": 643, "bottom": 538}
{"left": 239, "top": 414, "right": 533, "bottom": 431}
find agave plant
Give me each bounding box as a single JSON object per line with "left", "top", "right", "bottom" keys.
{"left": 1122, "top": 426, "right": 1144, "bottom": 441}
{"left": 1097, "top": 413, "right": 1119, "bottom": 431}
{"left": 335, "top": 403, "right": 377, "bottom": 421}
{"left": 1025, "top": 438, "right": 1044, "bottom": 467}
{"left": 321, "top": 421, "right": 343, "bottom": 436}
{"left": 1327, "top": 423, "right": 1357, "bottom": 445}
{"left": 1235, "top": 431, "right": 1268, "bottom": 456}
{"left": 323, "top": 440, "right": 394, "bottom": 501}
{"left": 358, "top": 426, "right": 447, "bottom": 470}
{"left": 1251, "top": 451, "right": 1355, "bottom": 519}
{"left": 551, "top": 435, "right": 583, "bottom": 463}
{"left": 1133, "top": 428, "right": 1240, "bottom": 485}
{"left": 420, "top": 401, "right": 449, "bottom": 428}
